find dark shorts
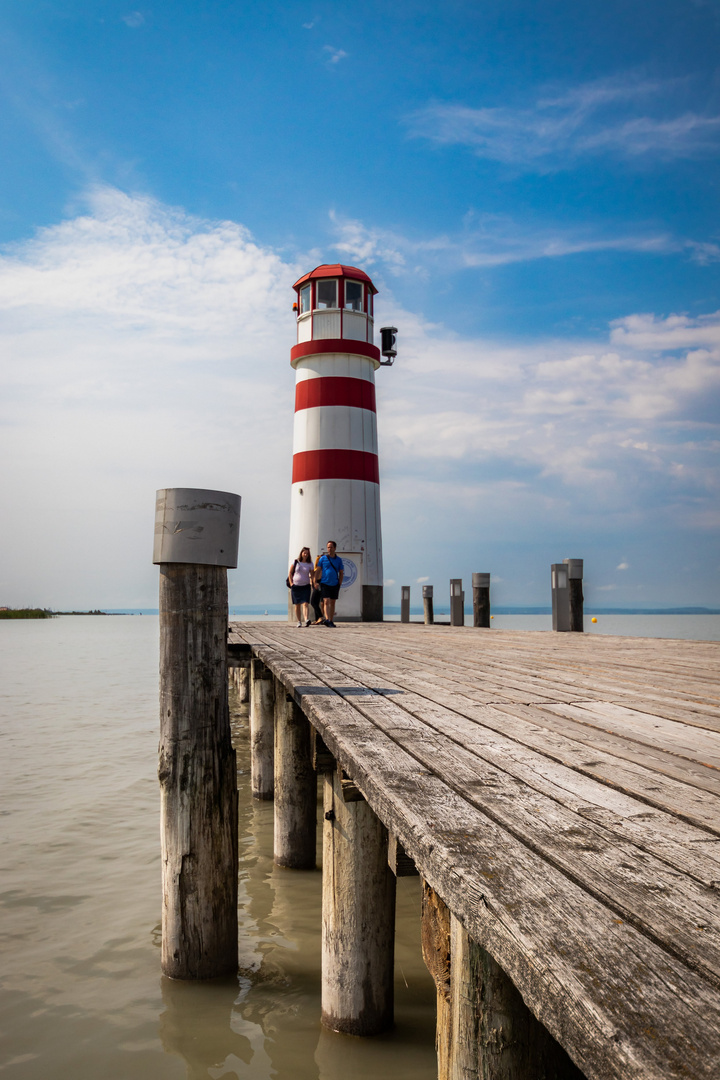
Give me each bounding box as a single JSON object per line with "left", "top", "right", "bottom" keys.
{"left": 291, "top": 584, "right": 311, "bottom": 604}
{"left": 320, "top": 583, "right": 340, "bottom": 601}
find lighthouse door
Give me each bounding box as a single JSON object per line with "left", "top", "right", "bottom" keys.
{"left": 336, "top": 552, "right": 363, "bottom": 621}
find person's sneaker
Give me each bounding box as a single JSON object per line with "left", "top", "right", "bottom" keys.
{"left": 305, "top": 619, "right": 312, "bottom": 627}
{"left": 297, "top": 621, "right": 302, "bottom": 628}
{"left": 327, "top": 621, "right": 336, "bottom": 627}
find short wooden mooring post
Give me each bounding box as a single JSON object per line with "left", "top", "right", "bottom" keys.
{"left": 154, "top": 487, "right": 241, "bottom": 979}
{"left": 322, "top": 768, "right": 396, "bottom": 1035}
{"left": 249, "top": 657, "right": 274, "bottom": 800}
{"left": 423, "top": 584, "right": 434, "bottom": 625}
{"left": 273, "top": 685, "right": 316, "bottom": 868}
{"left": 400, "top": 585, "right": 411, "bottom": 623}
{"left": 450, "top": 578, "right": 464, "bottom": 627}
{"left": 564, "top": 558, "right": 584, "bottom": 632}
{"left": 472, "top": 572, "right": 491, "bottom": 628}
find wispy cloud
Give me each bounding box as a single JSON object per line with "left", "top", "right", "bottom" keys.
{"left": 329, "top": 209, "right": 714, "bottom": 275}
{"left": 323, "top": 45, "right": 347, "bottom": 64}
{"left": 406, "top": 75, "right": 720, "bottom": 169}
{"left": 121, "top": 11, "right": 145, "bottom": 28}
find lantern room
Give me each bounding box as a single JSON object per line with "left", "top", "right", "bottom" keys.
{"left": 293, "top": 264, "right": 377, "bottom": 353}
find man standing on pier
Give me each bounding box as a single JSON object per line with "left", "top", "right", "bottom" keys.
{"left": 317, "top": 540, "right": 344, "bottom": 627}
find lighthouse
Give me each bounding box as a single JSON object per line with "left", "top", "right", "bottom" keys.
{"left": 288, "top": 264, "right": 393, "bottom": 622}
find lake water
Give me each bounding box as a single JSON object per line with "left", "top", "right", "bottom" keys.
{"left": 0, "top": 616, "right": 436, "bottom": 1080}
{"left": 1, "top": 613, "right": 718, "bottom": 1079}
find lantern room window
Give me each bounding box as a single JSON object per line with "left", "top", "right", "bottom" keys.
{"left": 367, "top": 291, "right": 373, "bottom": 316}
{"left": 344, "top": 280, "right": 363, "bottom": 312}
{"left": 316, "top": 279, "right": 338, "bottom": 309}
{"left": 299, "top": 283, "right": 311, "bottom": 314}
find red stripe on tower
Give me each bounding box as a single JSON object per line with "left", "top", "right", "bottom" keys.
{"left": 295, "top": 377, "right": 376, "bottom": 413}
{"left": 292, "top": 449, "right": 380, "bottom": 484}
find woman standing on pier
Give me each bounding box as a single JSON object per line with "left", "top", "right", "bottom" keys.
{"left": 289, "top": 547, "right": 314, "bottom": 627}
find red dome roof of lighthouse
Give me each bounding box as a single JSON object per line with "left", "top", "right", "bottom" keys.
{"left": 293, "top": 264, "right": 377, "bottom": 293}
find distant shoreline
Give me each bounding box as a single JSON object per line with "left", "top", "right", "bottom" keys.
{"left": 3, "top": 606, "right": 719, "bottom": 620}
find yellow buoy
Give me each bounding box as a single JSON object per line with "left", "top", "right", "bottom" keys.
{"left": 490, "top": 615, "right": 494, "bottom": 619}
{"left": 591, "top": 617, "right": 597, "bottom": 623}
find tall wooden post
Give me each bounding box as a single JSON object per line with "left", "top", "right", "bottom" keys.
{"left": 564, "top": 558, "right": 584, "bottom": 633}
{"left": 274, "top": 687, "right": 316, "bottom": 868}
{"left": 472, "top": 572, "right": 491, "bottom": 628}
{"left": 423, "top": 585, "right": 434, "bottom": 625}
{"left": 400, "top": 585, "right": 411, "bottom": 623}
{"left": 249, "top": 658, "right": 274, "bottom": 800}
{"left": 322, "top": 769, "right": 396, "bottom": 1035}
{"left": 154, "top": 487, "right": 241, "bottom": 979}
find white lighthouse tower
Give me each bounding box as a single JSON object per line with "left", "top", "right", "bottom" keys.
{"left": 288, "top": 264, "right": 392, "bottom": 621}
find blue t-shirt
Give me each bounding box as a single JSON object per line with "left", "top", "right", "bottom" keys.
{"left": 318, "top": 553, "right": 343, "bottom": 586}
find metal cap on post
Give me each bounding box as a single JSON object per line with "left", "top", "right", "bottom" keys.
{"left": 400, "top": 586, "right": 411, "bottom": 624}
{"left": 153, "top": 488, "right": 241, "bottom": 567}
{"left": 563, "top": 559, "right": 583, "bottom": 580}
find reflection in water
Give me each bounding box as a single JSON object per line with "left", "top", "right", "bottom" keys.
{"left": 0, "top": 617, "right": 437, "bottom": 1079}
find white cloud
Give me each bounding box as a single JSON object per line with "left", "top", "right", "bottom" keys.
{"left": 1, "top": 186, "right": 718, "bottom": 608}
{"left": 121, "top": 12, "right": 145, "bottom": 28}
{"left": 323, "top": 46, "right": 347, "bottom": 64}
{"left": 329, "top": 209, "right": 707, "bottom": 276}
{"left": 406, "top": 75, "right": 720, "bottom": 169}
{"left": 617, "top": 562, "right": 630, "bottom": 570}
{"left": 416, "top": 576, "right": 430, "bottom": 583}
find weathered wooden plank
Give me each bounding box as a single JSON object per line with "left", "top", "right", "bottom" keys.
{"left": 266, "top": 631, "right": 720, "bottom": 833}
{"left": 280, "top": 635, "right": 720, "bottom": 884}
{"left": 254, "top": 638, "right": 720, "bottom": 986}
{"left": 232, "top": 631, "right": 720, "bottom": 1080}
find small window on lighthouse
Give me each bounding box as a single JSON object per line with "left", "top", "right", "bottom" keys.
{"left": 299, "top": 284, "right": 311, "bottom": 314}
{"left": 367, "top": 291, "right": 373, "bottom": 316}
{"left": 345, "top": 280, "right": 363, "bottom": 311}
{"left": 316, "top": 279, "right": 338, "bottom": 309}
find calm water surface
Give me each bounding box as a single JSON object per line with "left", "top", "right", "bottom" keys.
{"left": 0, "top": 617, "right": 437, "bottom": 1079}
{"left": 2, "top": 614, "right": 717, "bottom": 1078}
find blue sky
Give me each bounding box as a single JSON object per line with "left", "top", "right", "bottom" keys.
{"left": 1, "top": 0, "right": 719, "bottom": 609}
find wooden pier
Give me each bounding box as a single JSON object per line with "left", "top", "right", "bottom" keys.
{"left": 227, "top": 622, "right": 720, "bottom": 1080}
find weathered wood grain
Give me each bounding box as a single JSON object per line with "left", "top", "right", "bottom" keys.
{"left": 249, "top": 657, "right": 274, "bottom": 800}
{"left": 322, "top": 769, "right": 395, "bottom": 1035}
{"left": 229, "top": 622, "right": 720, "bottom": 1080}
{"left": 158, "top": 565, "right": 238, "bottom": 979}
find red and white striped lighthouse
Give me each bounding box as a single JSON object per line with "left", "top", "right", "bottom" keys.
{"left": 288, "top": 264, "right": 389, "bottom": 621}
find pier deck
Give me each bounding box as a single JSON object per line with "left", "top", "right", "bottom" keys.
{"left": 228, "top": 621, "right": 720, "bottom": 1080}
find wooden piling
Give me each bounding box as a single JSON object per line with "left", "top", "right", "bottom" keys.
{"left": 273, "top": 686, "right": 316, "bottom": 868}
{"left": 400, "top": 585, "right": 411, "bottom": 623}
{"left": 322, "top": 769, "right": 396, "bottom": 1035}
{"left": 564, "top": 558, "right": 584, "bottom": 633}
{"left": 423, "top": 585, "right": 434, "bottom": 625}
{"left": 158, "top": 563, "right": 238, "bottom": 979}
{"left": 421, "top": 881, "right": 452, "bottom": 1078}
{"left": 449, "top": 914, "right": 585, "bottom": 1080}
{"left": 249, "top": 657, "right": 274, "bottom": 800}
{"left": 472, "top": 572, "right": 490, "bottom": 628}
{"left": 236, "top": 663, "right": 249, "bottom": 702}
